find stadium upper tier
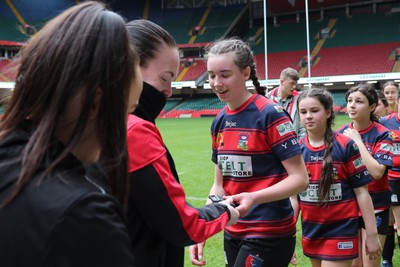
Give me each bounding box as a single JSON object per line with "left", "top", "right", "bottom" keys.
{"left": 0, "top": 1, "right": 399, "bottom": 83}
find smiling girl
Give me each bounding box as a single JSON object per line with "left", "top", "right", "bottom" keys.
{"left": 295, "top": 88, "right": 381, "bottom": 267}
{"left": 338, "top": 83, "right": 393, "bottom": 267}
{"left": 383, "top": 81, "right": 399, "bottom": 114}
{"left": 190, "top": 38, "right": 308, "bottom": 267}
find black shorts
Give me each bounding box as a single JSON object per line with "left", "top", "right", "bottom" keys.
{"left": 359, "top": 209, "right": 389, "bottom": 235}
{"left": 389, "top": 180, "right": 400, "bottom": 206}
{"left": 224, "top": 233, "right": 296, "bottom": 267}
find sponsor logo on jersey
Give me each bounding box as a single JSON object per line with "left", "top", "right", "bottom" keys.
{"left": 299, "top": 183, "right": 342, "bottom": 202}
{"left": 225, "top": 121, "right": 237, "bottom": 127}
{"left": 380, "top": 143, "right": 392, "bottom": 152}
{"left": 352, "top": 143, "right": 359, "bottom": 151}
{"left": 310, "top": 155, "right": 323, "bottom": 161}
{"left": 393, "top": 143, "right": 400, "bottom": 155}
{"left": 338, "top": 241, "right": 353, "bottom": 249}
{"left": 276, "top": 122, "right": 294, "bottom": 136}
{"left": 353, "top": 158, "right": 364, "bottom": 169}
{"left": 217, "top": 155, "right": 253, "bottom": 177}
{"left": 375, "top": 153, "right": 392, "bottom": 161}
{"left": 237, "top": 133, "right": 249, "bottom": 151}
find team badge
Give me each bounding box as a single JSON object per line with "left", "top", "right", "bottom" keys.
{"left": 333, "top": 167, "right": 339, "bottom": 180}
{"left": 390, "top": 131, "right": 399, "bottom": 140}
{"left": 245, "top": 254, "right": 263, "bottom": 267}
{"left": 216, "top": 132, "right": 224, "bottom": 147}
{"left": 237, "top": 133, "right": 250, "bottom": 150}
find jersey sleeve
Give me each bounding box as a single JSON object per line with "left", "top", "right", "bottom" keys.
{"left": 43, "top": 194, "right": 134, "bottom": 267}
{"left": 345, "top": 139, "right": 372, "bottom": 188}
{"left": 372, "top": 130, "right": 393, "bottom": 168}
{"left": 265, "top": 104, "right": 301, "bottom": 161}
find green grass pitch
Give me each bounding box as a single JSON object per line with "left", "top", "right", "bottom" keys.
{"left": 156, "top": 115, "right": 400, "bottom": 267}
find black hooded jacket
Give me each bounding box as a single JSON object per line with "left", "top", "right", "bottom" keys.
{"left": 0, "top": 121, "right": 134, "bottom": 267}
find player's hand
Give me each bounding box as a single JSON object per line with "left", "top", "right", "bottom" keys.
{"left": 219, "top": 197, "right": 239, "bottom": 226}
{"left": 365, "top": 233, "right": 382, "bottom": 261}
{"left": 290, "top": 251, "right": 297, "bottom": 266}
{"left": 343, "top": 128, "right": 362, "bottom": 143}
{"left": 229, "top": 192, "right": 255, "bottom": 217}
{"left": 189, "top": 242, "right": 206, "bottom": 266}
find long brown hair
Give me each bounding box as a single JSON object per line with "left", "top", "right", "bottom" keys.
{"left": 0, "top": 1, "right": 138, "bottom": 207}
{"left": 298, "top": 88, "right": 335, "bottom": 203}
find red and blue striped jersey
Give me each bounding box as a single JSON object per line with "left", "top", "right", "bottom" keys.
{"left": 337, "top": 122, "right": 392, "bottom": 212}
{"left": 380, "top": 113, "right": 400, "bottom": 181}
{"left": 211, "top": 94, "right": 301, "bottom": 239}
{"left": 299, "top": 133, "right": 371, "bottom": 260}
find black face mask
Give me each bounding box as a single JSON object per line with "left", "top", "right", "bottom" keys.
{"left": 133, "top": 81, "right": 167, "bottom": 124}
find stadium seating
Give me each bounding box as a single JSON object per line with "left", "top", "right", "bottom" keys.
{"left": 152, "top": 7, "right": 206, "bottom": 44}
{"left": 254, "top": 52, "right": 303, "bottom": 80}
{"left": 1, "top": 1, "right": 399, "bottom": 119}
{"left": 178, "top": 59, "right": 206, "bottom": 81}
{"left": 307, "top": 42, "right": 397, "bottom": 76}
{"left": 0, "top": 59, "right": 17, "bottom": 82}
{"left": 7, "top": 0, "right": 73, "bottom": 21}
{"left": 193, "top": 4, "right": 246, "bottom": 44}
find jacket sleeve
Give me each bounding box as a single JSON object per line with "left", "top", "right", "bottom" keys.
{"left": 43, "top": 194, "right": 134, "bottom": 267}
{"left": 126, "top": 119, "right": 230, "bottom": 245}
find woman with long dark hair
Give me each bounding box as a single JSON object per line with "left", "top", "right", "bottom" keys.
{"left": 0, "top": 2, "right": 142, "bottom": 266}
